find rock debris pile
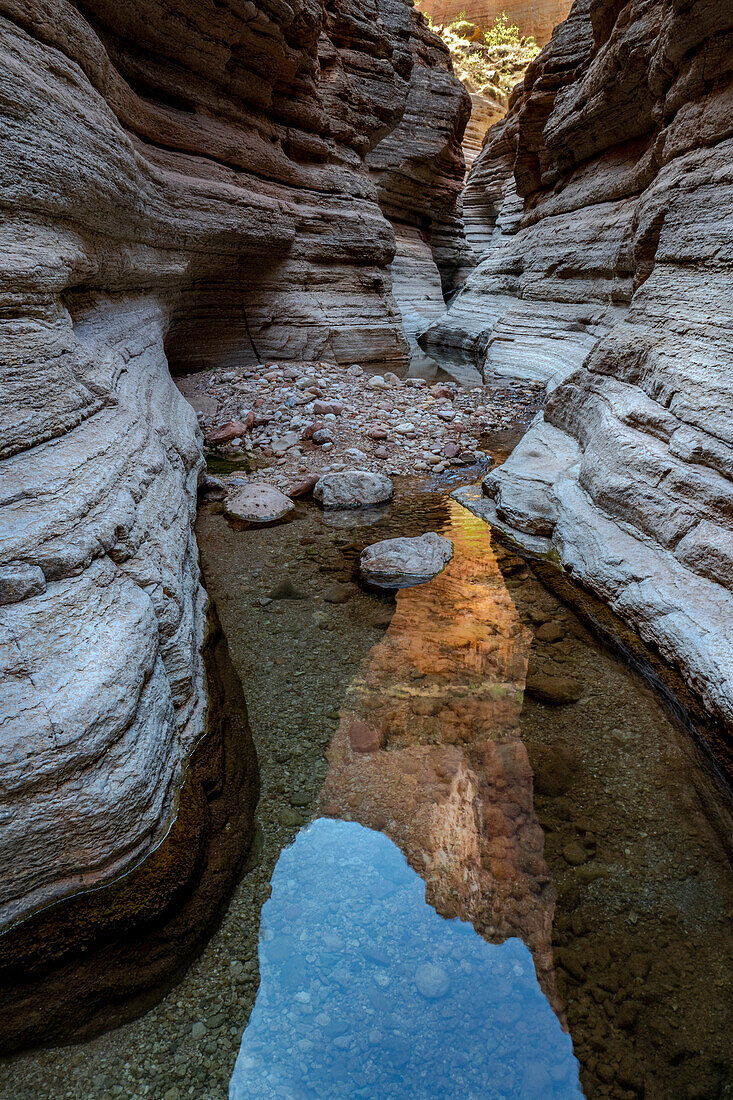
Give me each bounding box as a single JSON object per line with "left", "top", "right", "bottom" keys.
{"left": 181, "top": 362, "right": 543, "bottom": 492}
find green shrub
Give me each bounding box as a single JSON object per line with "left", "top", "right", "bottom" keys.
{"left": 484, "top": 12, "right": 522, "bottom": 49}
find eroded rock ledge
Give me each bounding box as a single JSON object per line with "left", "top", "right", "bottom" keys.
{"left": 425, "top": 0, "right": 733, "bottom": 749}
{"left": 0, "top": 0, "right": 469, "bottom": 1033}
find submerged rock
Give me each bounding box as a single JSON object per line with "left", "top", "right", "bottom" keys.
{"left": 360, "top": 533, "right": 453, "bottom": 588}
{"left": 525, "top": 671, "right": 583, "bottom": 705}
{"left": 268, "top": 580, "right": 307, "bottom": 600}
{"left": 414, "top": 962, "right": 450, "bottom": 999}
{"left": 314, "top": 470, "right": 393, "bottom": 509}
{"left": 225, "top": 484, "right": 294, "bottom": 524}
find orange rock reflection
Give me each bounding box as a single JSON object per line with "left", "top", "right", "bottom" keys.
{"left": 321, "top": 500, "right": 560, "bottom": 1009}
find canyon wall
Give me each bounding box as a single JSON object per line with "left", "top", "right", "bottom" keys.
{"left": 426, "top": 0, "right": 733, "bottom": 749}
{"left": 367, "top": 3, "right": 473, "bottom": 343}
{"left": 0, "top": 0, "right": 469, "bottom": 1044}
{"left": 418, "top": 0, "right": 573, "bottom": 46}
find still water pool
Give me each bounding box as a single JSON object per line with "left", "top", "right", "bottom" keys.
{"left": 2, "top": 449, "right": 731, "bottom": 1100}
{"left": 232, "top": 818, "right": 582, "bottom": 1099}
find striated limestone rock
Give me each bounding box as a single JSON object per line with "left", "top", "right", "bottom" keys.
{"left": 428, "top": 0, "right": 733, "bottom": 746}
{"left": 368, "top": 7, "right": 473, "bottom": 338}
{"left": 0, "top": 0, "right": 470, "bottom": 1044}
{"left": 463, "top": 92, "right": 506, "bottom": 169}
{"left": 0, "top": 296, "right": 207, "bottom": 933}
{"left": 0, "top": 606, "right": 258, "bottom": 1053}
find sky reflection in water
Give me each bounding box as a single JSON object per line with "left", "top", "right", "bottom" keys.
{"left": 230, "top": 818, "right": 583, "bottom": 1099}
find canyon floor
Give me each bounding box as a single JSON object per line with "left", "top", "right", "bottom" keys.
{"left": 2, "top": 370, "right": 731, "bottom": 1100}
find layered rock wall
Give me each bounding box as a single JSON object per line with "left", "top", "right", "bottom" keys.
{"left": 0, "top": 0, "right": 470, "bottom": 1022}
{"left": 426, "top": 0, "right": 733, "bottom": 746}
{"left": 367, "top": 5, "right": 473, "bottom": 340}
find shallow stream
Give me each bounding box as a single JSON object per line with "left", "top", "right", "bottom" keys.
{"left": 2, "top": 407, "right": 731, "bottom": 1100}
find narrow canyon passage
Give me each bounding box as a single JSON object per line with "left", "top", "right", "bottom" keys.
{"left": 1, "top": 0, "right": 731, "bottom": 1097}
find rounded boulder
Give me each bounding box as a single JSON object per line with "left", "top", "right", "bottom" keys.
{"left": 314, "top": 470, "right": 393, "bottom": 509}
{"left": 225, "top": 483, "right": 294, "bottom": 524}
{"left": 360, "top": 532, "right": 453, "bottom": 589}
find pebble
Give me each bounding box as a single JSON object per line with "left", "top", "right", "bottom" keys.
{"left": 279, "top": 808, "right": 305, "bottom": 827}
{"left": 287, "top": 474, "right": 320, "bottom": 499}
{"left": 192, "top": 358, "right": 543, "bottom": 492}
{"left": 563, "top": 842, "right": 588, "bottom": 866}
{"left": 414, "top": 963, "right": 450, "bottom": 999}
{"left": 525, "top": 672, "right": 583, "bottom": 704}
{"left": 323, "top": 583, "right": 355, "bottom": 603}
{"left": 535, "top": 621, "right": 565, "bottom": 643}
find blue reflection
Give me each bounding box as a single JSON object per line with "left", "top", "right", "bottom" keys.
{"left": 230, "top": 819, "right": 583, "bottom": 1099}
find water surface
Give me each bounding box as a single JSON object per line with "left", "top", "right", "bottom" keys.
{"left": 232, "top": 818, "right": 582, "bottom": 1099}
{"left": 2, "top": 411, "right": 731, "bottom": 1100}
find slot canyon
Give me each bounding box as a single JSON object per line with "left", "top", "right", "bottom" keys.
{"left": 0, "top": 0, "right": 731, "bottom": 1097}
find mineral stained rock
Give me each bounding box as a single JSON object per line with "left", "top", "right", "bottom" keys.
{"left": 427, "top": 0, "right": 733, "bottom": 735}
{"left": 0, "top": 0, "right": 469, "bottom": 1022}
